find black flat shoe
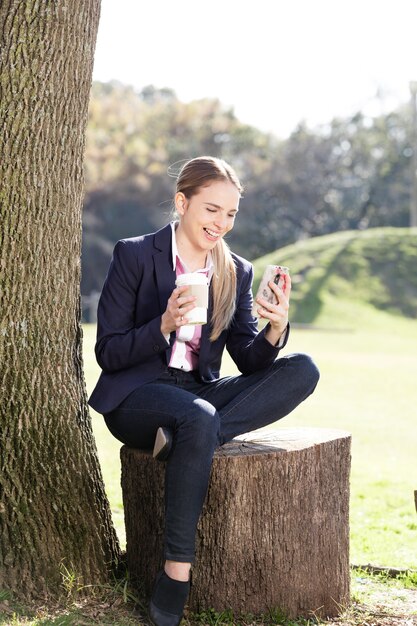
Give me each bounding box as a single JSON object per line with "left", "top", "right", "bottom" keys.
{"left": 148, "top": 570, "right": 190, "bottom": 626}
{"left": 153, "top": 427, "right": 173, "bottom": 461}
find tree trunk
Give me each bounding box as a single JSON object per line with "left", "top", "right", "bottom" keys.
{"left": 121, "top": 428, "right": 351, "bottom": 619}
{"left": 0, "top": 0, "right": 120, "bottom": 597}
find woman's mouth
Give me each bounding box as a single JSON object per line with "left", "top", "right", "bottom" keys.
{"left": 203, "top": 228, "right": 221, "bottom": 241}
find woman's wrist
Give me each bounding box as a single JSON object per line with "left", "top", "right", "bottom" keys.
{"left": 160, "top": 313, "right": 171, "bottom": 336}
{"left": 265, "top": 323, "right": 287, "bottom": 346}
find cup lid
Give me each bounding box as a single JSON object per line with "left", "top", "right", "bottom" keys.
{"left": 176, "top": 273, "right": 209, "bottom": 286}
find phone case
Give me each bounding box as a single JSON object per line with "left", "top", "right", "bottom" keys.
{"left": 252, "top": 265, "right": 289, "bottom": 317}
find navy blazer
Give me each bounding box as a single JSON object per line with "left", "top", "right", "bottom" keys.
{"left": 88, "top": 224, "right": 288, "bottom": 414}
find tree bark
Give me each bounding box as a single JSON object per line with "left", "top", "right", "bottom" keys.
{"left": 121, "top": 428, "right": 351, "bottom": 619}
{"left": 0, "top": 0, "right": 120, "bottom": 597}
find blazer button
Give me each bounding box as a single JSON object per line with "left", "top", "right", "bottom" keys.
{"left": 153, "top": 344, "right": 160, "bottom": 352}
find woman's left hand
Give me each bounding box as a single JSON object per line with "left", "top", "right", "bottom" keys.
{"left": 255, "top": 273, "right": 291, "bottom": 345}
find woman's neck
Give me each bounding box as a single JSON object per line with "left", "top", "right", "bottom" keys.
{"left": 179, "top": 249, "right": 207, "bottom": 272}
{"left": 175, "top": 228, "right": 207, "bottom": 271}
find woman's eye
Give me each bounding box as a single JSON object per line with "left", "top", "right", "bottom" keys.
{"left": 206, "top": 207, "right": 216, "bottom": 213}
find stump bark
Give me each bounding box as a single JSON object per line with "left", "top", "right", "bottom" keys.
{"left": 121, "top": 427, "right": 351, "bottom": 618}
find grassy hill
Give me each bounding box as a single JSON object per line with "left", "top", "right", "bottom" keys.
{"left": 252, "top": 227, "right": 417, "bottom": 329}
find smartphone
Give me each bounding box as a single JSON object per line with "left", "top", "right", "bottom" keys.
{"left": 251, "top": 265, "right": 289, "bottom": 317}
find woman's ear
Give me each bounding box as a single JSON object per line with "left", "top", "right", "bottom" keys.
{"left": 175, "top": 192, "right": 187, "bottom": 215}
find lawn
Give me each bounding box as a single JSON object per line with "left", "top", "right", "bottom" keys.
{"left": 83, "top": 311, "right": 417, "bottom": 570}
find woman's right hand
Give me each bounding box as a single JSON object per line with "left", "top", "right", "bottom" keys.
{"left": 160, "top": 286, "right": 196, "bottom": 335}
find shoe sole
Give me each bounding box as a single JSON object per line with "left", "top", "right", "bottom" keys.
{"left": 153, "top": 427, "right": 170, "bottom": 461}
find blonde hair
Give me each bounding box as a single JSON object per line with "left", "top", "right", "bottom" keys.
{"left": 175, "top": 156, "right": 244, "bottom": 341}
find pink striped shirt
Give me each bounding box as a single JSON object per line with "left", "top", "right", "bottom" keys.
{"left": 167, "top": 223, "right": 213, "bottom": 372}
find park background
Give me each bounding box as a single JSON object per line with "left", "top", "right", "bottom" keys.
{"left": 83, "top": 0, "right": 417, "bottom": 573}
{"left": 1, "top": 0, "right": 417, "bottom": 623}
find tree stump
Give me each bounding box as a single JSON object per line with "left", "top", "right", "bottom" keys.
{"left": 121, "top": 427, "right": 351, "bottom": 618}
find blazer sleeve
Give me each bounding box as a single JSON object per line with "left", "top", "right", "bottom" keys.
{"left": 95, "top": 240, "right": 169, "bottom": 373}
{"left": 226, "top": 262, "right": 289, "bottom": 375}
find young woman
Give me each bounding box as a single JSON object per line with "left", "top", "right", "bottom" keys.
{"left": 89, "top": 156, "right": 319, "bottom": 626}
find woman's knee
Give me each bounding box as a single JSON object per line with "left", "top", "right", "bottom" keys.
{"left": 270, "top": 352, "right": 320, "bottom": 390}
{"left": 289, "top": 352, "right": 320, "bottom": 390}
{"left": 177, "top": 398, "right": 220, "bottom": 445}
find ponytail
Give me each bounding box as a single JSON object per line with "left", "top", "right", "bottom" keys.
{"left": 210, "top": 239, "right": 237, "bottom": 341}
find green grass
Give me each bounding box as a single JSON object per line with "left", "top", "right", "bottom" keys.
{"left": 84, "top": 313, "right": 417, "bottom": 569}
{"left": 271, "top": 321, "right": 417, "bottom": 569}
{"left": 84, "top": 335, "right": 127, "bottom": 549}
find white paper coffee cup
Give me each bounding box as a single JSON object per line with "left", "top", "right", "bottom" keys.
{"left": 175, "top": 273, "right": 209, "bottom": 325}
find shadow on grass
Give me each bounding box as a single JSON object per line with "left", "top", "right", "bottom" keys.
{"left": 292, "top": 235, "right": 356, "bottom": 324}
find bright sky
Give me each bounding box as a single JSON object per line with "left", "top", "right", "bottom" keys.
{"left": 93, "top": 0, "right": 417, "bottom": 139}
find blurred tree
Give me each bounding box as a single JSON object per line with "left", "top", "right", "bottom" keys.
{"left": 0, "top": 0, "right": 119, "bottom": 597}
{"left": 326, "top": 110, "right": 411, "bottom": 231}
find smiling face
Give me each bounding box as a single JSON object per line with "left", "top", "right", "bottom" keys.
{"left": 175, "top": 179, "right": 240, "bottom": 258}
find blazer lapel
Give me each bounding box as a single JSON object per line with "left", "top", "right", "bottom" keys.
{"left": 153, "top": 224, "right": 176, "bottom": 315}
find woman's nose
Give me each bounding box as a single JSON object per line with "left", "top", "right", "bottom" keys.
{"left": 213, "top": 214, "right": 228, "bottom": 230}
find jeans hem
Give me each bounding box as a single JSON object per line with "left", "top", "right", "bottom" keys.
{"left": 165, "top": 552, "right": 195, "bottom": 564}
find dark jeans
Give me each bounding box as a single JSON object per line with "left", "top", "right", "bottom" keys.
{"left": 104, "top": 352, "right": 319, "bottom": 563}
